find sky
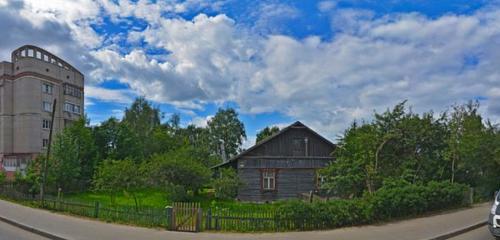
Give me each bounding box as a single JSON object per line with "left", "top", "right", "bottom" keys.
{"left": 1, "top": 0, "right": 500, "bottom": 148}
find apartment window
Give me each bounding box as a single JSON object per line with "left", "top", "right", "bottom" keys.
{"left": 43, "top": 101, "right": 52, "bottom": 112}
{"left": 64, "top": 102, "right": 81, "bottom": 114}
{"left": 42, "top": 139, "right": 49, "bottom": 148}
{"left": 42, "top": 83, "right": 53, "bottom": 94}
{"left": 64, "top": 84, "right": 82, "bottom": 98}
{"left": 42, "top": 119, "right": 51, "bottom": 130}
{"left": 3, "top": 158, "right": 17, "bottom": 168}
{"left": 262, "top": 169, "right": 276, "bottom": 191}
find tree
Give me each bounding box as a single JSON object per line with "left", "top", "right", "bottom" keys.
{"left": 93, "top": 159, "right": 144, "bottom": 209}
{"left": 144, "top": 148, "right": 211, "bottom": 195}
{"left": 256, "top": 126, "right": 280, "bottom": 143}
{"left": 212, "top": 168, "right": 243, "bottom": 200}
{"left": 122, "top": 97, "right": 161, "bottom": 160}
{"left": 207, "top": 108, "right": 246, "bottom": 162}
{"left": 50, "top": 117, "right": 97, "bottom": 191}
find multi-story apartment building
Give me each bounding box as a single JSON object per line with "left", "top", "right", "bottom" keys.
{"left": 0, "top": 45, "right": 84, "bottom": 178}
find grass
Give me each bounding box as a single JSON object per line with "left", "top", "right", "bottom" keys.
{"left": 64, "top": 188, "right": 278, "bottom": 212}
{"left": 65, "top": 189, "right": 169, "bottom": 208}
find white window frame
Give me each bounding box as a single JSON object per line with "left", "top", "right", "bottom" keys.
{"left": 42, "top": 119, "right": 51, "bottom": 130}
{"left": 42, "top": 83, "right": 53, "bottom": 95}
{"left": 262, "top": 169, "right": 276, "bottom": 191}
{"left": 64, "top": 102, "right": 81, "bottom": 115}
{"left": 43, "top": 101, "right": 52, "bottom": 112}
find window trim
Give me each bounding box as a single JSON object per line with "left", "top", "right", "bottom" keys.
{"left": 42, "top": 119, "right": 51, "bottom": 130}
{"left": 64, "top": 101, "right": 81, "bottom": 115}
{"left": 261, "top": 169, "right": 278, "bottom": 192}
{"left": 42, "top": 83, "right": 53, "bottom": 95}
{"left": 42, "top": 101, "right": 52, "bottom": 112}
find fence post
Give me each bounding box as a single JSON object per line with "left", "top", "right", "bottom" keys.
{"left": 165, "top": 206, "right": 174, "bottom": 231}
{"left": 94, "top": 201, "right": 100, "bottom": 218}
{"left": 206, "top": 208, "right": 212, "bottom": 230}
{"left": 196, "top": 208, "right": 203, "bottom": 232}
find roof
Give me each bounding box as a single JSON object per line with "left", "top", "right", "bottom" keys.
{"left": 211, "top": 121, "right": 335, "bottom": 169}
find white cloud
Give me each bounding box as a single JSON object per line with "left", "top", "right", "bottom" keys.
{"left": 190, "top": 115, "right": 214, "bottom": 128}
{"left": 4, "top": 1, "right": 500, "bottom": 140}
{"left": 318, "top": 1, "right": 336, "bottom": 12}
{"left": 85, "top": 86, "right": 135, "bottom": 104}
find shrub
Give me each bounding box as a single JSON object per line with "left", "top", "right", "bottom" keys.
{"left": 274, "top": 182, "right": 467, "bottom": 230}
{"left": 212, "top": 168, "right": 242, "bottom": 200}
{"left": 368, "top": 181, "right": 468, "bottom": 221}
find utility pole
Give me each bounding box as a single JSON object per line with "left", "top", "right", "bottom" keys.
{"left": 40, "top": 98, "right": 57, "bottom": 204}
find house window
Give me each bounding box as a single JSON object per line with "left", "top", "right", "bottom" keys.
{"left": 43, "top": 101, "right": 52, "bottom": 112}
{"left": 42, "top": 119, "right": 51, "bottom": 130}
{"left": 42, "top": 83, "right": 53, "bottom": 94}
{"left": 262, "top": 169, "right": 276, "bottom": 191}
{"left": 42, "top": 139, "right": 49, "bottom": 148}
{"left": 64, "top": 102, "right": 81, "bottom": 114}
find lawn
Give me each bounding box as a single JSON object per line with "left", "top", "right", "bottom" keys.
{"left": 64, "top": 189, "right": 170, "bottom": 208}
{"left": 64, "top": 188, "right": 279, "bottom": 211}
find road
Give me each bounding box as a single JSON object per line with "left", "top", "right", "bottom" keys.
{"left": 0, "top": 221, "right": 49, "bottom": 240}
{"left": 449, "top": 226, "right": 495, "bottom": 240}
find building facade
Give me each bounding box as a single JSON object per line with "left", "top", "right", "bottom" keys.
{"left": 213, "top": 121, "right": 335, "bottom": 202}
{"left": 0, "top": 45, "right": 84, "bottom": 178}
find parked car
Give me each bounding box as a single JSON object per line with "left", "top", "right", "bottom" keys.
{"left": 490, "top": 190, "right": 500, "bottom": 239}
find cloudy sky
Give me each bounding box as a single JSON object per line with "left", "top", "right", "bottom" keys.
{"left": 1, "top": 0, "right": 500, "bottom": 146}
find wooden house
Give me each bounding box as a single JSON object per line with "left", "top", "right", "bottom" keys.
{"left": 212, "top": 121, "right": 335, "bottom": 202}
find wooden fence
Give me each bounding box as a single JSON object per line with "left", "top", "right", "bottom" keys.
{"left": 0, "top": 185, "right": 301, "bottom": 232}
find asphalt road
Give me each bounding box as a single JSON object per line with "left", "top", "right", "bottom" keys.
{"left": 449, "top": 226, "right": 495, "bottom": 240}
{"left": 0, "top": 221, "right": 49, "bottom": 240}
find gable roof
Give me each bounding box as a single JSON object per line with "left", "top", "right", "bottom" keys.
{"left": 211, "top": 121, "right": 335, "bottom": 169}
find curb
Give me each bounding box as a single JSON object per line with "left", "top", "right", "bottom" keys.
{"left": 425, "top": 220, "right": 488, "bottom": 240}
{"left": 0, "top": 214, "right": 69, "bottom": 240}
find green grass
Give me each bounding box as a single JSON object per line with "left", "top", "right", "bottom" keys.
{"left": 65, "top": 189, "right": 169, "bottom": 208}
{"left": 64, "top": 188, "right": 279, "bottom": 212}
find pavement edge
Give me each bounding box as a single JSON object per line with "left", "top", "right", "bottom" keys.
{"left": 0, "top": 214, "right": 69, "bottom": 240}
{"left": 425, "top": 221, "right": 487, "bottom": 240}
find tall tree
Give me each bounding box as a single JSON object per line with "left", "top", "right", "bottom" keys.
{"left": 50, "top": 117, "right": 97, "bottom": 191}
{"left": 122, "top": 97, "right": 161, "bottom": 160}
{"left": 256, "top": 126, "right": 280, "bottom": 143}
{"left": 207, "top": 108, "right": 246, "bottom": 162}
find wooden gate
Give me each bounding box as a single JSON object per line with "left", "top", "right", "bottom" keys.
{"left": 170, "top": 202, "right": 202, "bottom": 232}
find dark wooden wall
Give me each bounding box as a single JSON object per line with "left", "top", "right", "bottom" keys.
{"left": 237, "top": 168, "right": 318, "bottom": 202}
{"left": 246, "top": 127, "right": 334, "bottom": 157}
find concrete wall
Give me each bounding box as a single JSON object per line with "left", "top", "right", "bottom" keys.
{"left": 0, "top": 45, "right": 84, "bottom": 174}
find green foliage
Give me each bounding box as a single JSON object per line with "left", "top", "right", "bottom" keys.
{"left": 213, "top": 168, "right": 243, "bottom": 200}
{"left": 50, "top": 117, "right": 97, "bottom": 191}
{"left": 256, "top": 126, "right": 280, "bottom": 143}
{"left": 93, "top": 159, "right": 145, "bottom": 207}
{"left": 0, "top": 171, "right": 5, "bottom": 184}
{"left": 207, "top": 108, "right": 246, "bottom": 161}
{"left": 322, "top": 101, "right": 500, "bottom": 198}
{"left": 369, "top": 181, "right": 467, "bottom": 220}
{"left": 122, "top": 97, "right": 161, "bottom": 160}
{"left": 275, "top": 182, "right": 467, "bottom": 230}
{"left": 145, "top": 149, "right": 211, "bottom": 194}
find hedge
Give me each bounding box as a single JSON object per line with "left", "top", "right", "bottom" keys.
{"left": 275, "top": 181, "right": 468, "bottom": 230}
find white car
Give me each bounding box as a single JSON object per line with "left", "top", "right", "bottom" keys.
{"left": 489, "top": 191, "right": 500, "bottom": 239}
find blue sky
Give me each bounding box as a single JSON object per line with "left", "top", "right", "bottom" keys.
{"left": 1, "top": 0, "right": 500, "bottom": 147}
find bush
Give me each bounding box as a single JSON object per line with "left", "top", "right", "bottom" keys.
{"left": 368, "top": 181, "right": 468, "bottom": 221}
{"left": 212, "top": 168, "right": 242, "bottom": 200}
{"left": 274, "top": 182, "right": 467, "bottom": 230}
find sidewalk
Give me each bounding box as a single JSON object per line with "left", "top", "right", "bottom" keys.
{"left": 0, "top": 199, "right": 490, "bottom": 240}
